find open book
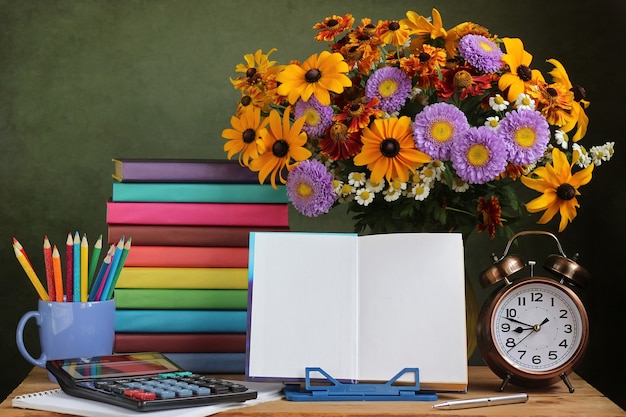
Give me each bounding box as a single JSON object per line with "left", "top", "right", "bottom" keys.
{"left": 247, "top": 232, "right": 468, "bottom": 392}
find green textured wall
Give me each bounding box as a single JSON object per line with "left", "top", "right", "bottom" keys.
{"left": 1, "top": 0, "right": 624, "bottom": 409}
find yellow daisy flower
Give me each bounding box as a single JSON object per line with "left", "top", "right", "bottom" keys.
{"left": 498, "top": 38, "right": 544, "bottom": 103}
{"left": 547, "top": 58, "right": 590, "bottom": 142}
{"left": 221, "top": 106, "right": 269, "bottom": 167}
{"left": 521, "top": 148, "right": 594, "bottom": 232}
{"left": 249, "top": 107, "right": 312, "bottom": 188}
{"left": 353, "top": 116, "right": 431, "bottom": 184}
{"left": 276, "top": 51, "right": 351, "bottom": 106}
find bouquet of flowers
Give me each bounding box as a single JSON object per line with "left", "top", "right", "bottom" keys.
{"left": 222, "top": 8, "right": 614, "bottom": 238}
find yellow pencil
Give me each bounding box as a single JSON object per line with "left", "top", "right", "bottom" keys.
{"left": 80, "top": 234, "right": 89, "bottom": 302}
{"left": 13, "top": 245, "right": 50, "bottom": 301}
{"left": 52, "top": 245, "right": 64, "bottom": 302}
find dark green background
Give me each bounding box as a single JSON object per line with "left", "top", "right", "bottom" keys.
{"left": 1, "top": 0, "right": 624, "bottom": 409}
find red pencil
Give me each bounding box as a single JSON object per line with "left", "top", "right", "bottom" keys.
{"left": 65, "top": 232, "right": 74, "bottom": 302}
{"left": 43, "top": 236, "right": 55, "bottom": 301}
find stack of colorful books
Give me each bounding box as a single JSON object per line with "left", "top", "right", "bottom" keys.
{"left": 106, "top": 158, "right": 290, "bottom": 373}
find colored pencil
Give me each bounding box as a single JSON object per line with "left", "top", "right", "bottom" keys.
{"left": 13, "top": 238, "right": 32, "bottom": 266}
{"left": 52, "top": 245, "right": 64, "bottom": 302}
{"left": 88, "top": 252, "right": 112, "bottom": 301}
{"left": 80, "top": 234, "right": 88, "bottom": 302}
{"left": 98, "top": 238, "right": 124, "bottom": 301}
{"left": 73, "top": 232, "right": 80, "bottom": 302}
{"left": 42, "top": 236, "right": 55, "bottom": 301}
{"left": 104, "top": 237, "right": 132, "bottom": 301}
{"left": 88, "top": 234, "right": 102, "bottom": 291}
{"left": 65, "top": 233, "right": 74, "bottom": 302}
{"left": 13, "top": 245, "right": 49, "bottom": 301}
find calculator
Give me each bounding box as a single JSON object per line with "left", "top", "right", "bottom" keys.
{"left": 46, "top": 352, "right": 258, "bottom": 412}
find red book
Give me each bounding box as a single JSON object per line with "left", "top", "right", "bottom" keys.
{"left": 114, "top": 333, "right": 246, "bottom": 353}
{"left": 106, "top": 201, "right": 289, "bottom": 227}
{"left": 124, "top": 246, "right": 248, "bottom": 268}
{"left": 108, "top": 224, "right": 290, "bottom": 247}
{"left": 112, "top": 158, "right": 260, "bottom": 183}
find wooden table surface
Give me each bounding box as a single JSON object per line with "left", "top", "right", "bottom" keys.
{"left": 2, "top": 366, "right": 624, "bottom": 416}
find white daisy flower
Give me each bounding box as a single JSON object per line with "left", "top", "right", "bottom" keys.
{"left": 355, "top": 188, "right": 374, "bottom": 206}
{"left": 348, "top": 171, "right": 367, "bottom": 187}
{"left": 484, "top": 116, "right": 500, "bottom": 129}
{"left": 451, "top": 177, "right": 469, "bottom": 193}
{"left": 514, "top": 93, "right": 535, "bottom": 110}
{"left": 383, "top": 187, "right": 402, "bottom": 202}
{"left": 489, "top": 94, "right": 509, "bottom": 111}
{"left": 590, "top": 143, "right": 615, "bottom": 166}
{"left": 572, "top": 143, "right": 592, "bottom": 168}
{"left": 411, "top": 181, "right": 431, "bottom": 201}
{"left": 366, "top": 178, "right": 385, "bottom": 193}
{"left": 554, "top": 130, "right": 569, "bottom": 149}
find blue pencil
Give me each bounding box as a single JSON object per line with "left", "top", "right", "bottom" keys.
{"left": 72, "top": 232, "right": 80, "bottom": 302}
{"left": 104, "top": 237, "right": 131, "bottom": 301}
{"left": 98, "top": 238, "right": 124, "bottom": 301}
{"left": 88, "top": 251, "right": 112, "bottom": 302}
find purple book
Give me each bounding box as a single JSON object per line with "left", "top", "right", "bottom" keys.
{"left": 112, "top": 158, "right": 261, "bottom": 183}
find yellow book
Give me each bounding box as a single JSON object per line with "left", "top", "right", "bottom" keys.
{"left": 115, "top": 267, "right": 248, "bottom": 289}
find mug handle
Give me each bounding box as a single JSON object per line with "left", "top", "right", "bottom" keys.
{"left": 15, "top": 310, "right": 47, "bottom": 368}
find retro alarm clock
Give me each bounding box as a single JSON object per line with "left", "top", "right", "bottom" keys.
{"left": 476, "top": 230, "right": 590, "bottom": 393}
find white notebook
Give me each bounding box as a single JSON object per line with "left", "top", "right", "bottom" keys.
{"left": 12, "top": 381, "right": 284, "bottom": 417}
{"left": 247, "top": 232, "right": 468, "bottom": 391}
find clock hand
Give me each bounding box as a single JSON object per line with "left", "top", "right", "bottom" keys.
{"left": 504, "top": 317, "right": 534, "bottom": 327}
{"left": 513, "top": 326, "right": 533, "bottom": 333}
{"left": 507, "top": 317, "right": 552, "bottom": 352}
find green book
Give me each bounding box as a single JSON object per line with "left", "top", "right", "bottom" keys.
{"left": 112, "top": 182, "right": 288, "bottom": 203}
{"left": 114, "top": 288, "right": 248, "bottom": 310}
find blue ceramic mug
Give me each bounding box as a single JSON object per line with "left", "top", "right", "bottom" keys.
{"left": 16, "top": 299, "right": 115, "bottom": 380}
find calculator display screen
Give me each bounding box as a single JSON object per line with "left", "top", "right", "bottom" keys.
{"left": 57, "top": 352, "right": 182, "bottom": 380}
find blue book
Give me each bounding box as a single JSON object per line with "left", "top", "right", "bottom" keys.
{"left": 164, "top": 353, "right": 246, "bottom": 374}
{"left": 112, "top": 182, "right": 288, "bottom": 203}
{"left": 114, "top": 310, "right": 247, "bottom": 333}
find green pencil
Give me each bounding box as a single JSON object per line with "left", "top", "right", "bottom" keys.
{"left": 87, "top": 234, "right": 102, "bottom": 292}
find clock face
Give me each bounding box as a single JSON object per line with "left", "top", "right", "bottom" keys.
{"left": 490, "top": 279, "right": 587, "bottom": 374}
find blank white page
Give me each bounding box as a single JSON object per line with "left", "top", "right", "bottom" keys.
{"left": 356, "top": 233, "right": 467, "bottom": 391}
{"left": 247, "top": 232, "right": 359, "bottom": 381}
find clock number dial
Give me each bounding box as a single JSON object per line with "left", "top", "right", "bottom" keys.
{"left": 491, "top": 280, "right": 586, "bottom": 374}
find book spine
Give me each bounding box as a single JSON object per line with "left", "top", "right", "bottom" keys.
{"left": 114, "top": 333, "right": 246, "bottom": 353}
{"left": 112, "top": 182, "right": 289, "bottom": 203}
{"left": 163, "top": 353, "right": 245, "bottom": 374}
{"left": 106, "top": 202, "right": 289, "bottom": 227}
{"left": 123, "top": 246, "right": 249, "bottom": 268}
{"left": 114, "top": 289, "right": 248, "bottom": 310}
{"left": 113, "top": 158, "right": 261, "bottom": 183}
{"left": 108, "top": 224, "right": 290, "bottom": 247}
{"left": 114, "top": 310, "right": 247, "bottom": 333}
{"left": 115, "top": 267, "right": 249, "bottom": 289}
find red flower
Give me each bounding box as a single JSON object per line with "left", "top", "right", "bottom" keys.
{"left": 476, "top": 196, "right": 503, "bottom": 238}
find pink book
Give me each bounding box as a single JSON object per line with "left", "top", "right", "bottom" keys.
{"left": 106, "top": 201, "right": 289, "bottom": 227}
{"left": 124, "top": 246, "right": 249, "bottom": 268}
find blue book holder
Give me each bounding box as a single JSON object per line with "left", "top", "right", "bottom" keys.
{"left": 283, "top": 367, "right": 438, "bottom": 402}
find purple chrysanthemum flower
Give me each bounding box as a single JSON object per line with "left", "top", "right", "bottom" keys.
{"left": 457, "top": 34, "right": 504, "bottom": 74}
{"left": 413, "top": 102, "right": 470, "bottom": 160}
{"left": 286, "top": 159, "right": 336, "bottom": 217}
{"left": 294, "top": 96, "right": 334, "bottom": 138}
{"left": 498, "top": 109, "right": 550, "bottom": 165}
{"left": 451, "top": 126, "right": 508, "bottom": 184}
{"left": 364, "top": 66, "right": 412, "bottom": 113}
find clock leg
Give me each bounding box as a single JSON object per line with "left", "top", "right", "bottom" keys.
{"left": 498, "top": 373, "right": 512, "bottom": 391}
{"left": 560, "top": 373, "right": 575, "bottom": 393}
